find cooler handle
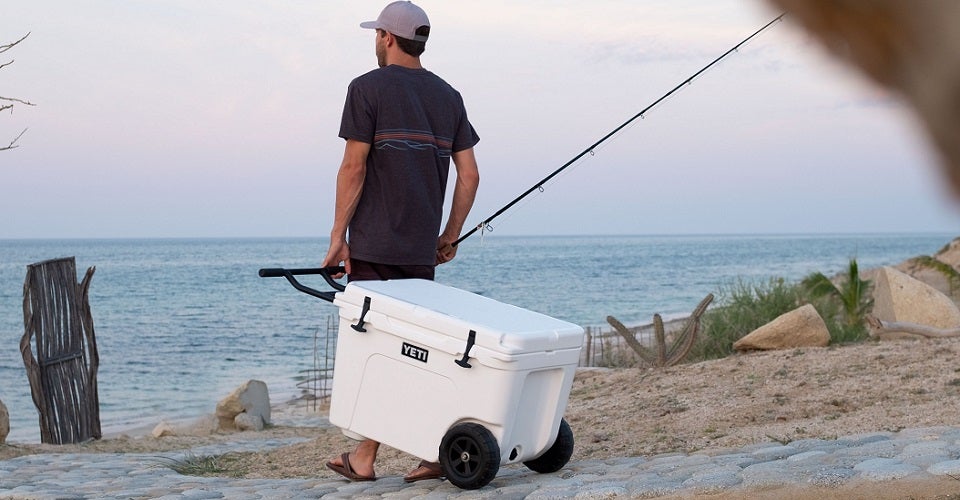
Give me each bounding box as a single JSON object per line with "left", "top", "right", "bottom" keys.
{"left": 257, "top": 266, "right": 346, "bottom": 303}
{"left": 455, "top": 330, "right": 477, "bottom": 369}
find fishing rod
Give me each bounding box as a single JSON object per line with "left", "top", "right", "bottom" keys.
{"left": 454, "top": 13, "right": 786, "bottom": 247}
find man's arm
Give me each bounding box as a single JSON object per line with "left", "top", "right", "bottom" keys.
{"left": 437, "top": 147, "right": 480, "bottom": 264}
{"left": 322, "top": 139, "right": 371, "bottom": 275}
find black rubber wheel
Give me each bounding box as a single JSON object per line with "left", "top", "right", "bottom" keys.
{"left": 523, "top": 418, "right": 574, "bottom": 473}
{"left": 439, "top": 422, "right": 501, "bottom": 490}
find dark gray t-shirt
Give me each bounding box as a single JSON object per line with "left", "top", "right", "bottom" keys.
{"left": 339, "top": 65, "right": 479, "bottom": 266}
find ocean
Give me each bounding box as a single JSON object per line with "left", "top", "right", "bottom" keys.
{"left": 0, "top": 234, "right": 954, "bottom": 443}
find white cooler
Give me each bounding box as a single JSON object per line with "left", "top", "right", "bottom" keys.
{"left": 329, "top": 278, "right": 583, "bottom": 488}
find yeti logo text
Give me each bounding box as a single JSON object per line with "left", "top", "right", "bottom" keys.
{"left": 401, "top": 342, "right": 428, "bottom": 363}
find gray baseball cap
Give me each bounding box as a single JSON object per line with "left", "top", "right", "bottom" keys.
{"left": 360, "top": 1, "right": 430, "bottom": 42}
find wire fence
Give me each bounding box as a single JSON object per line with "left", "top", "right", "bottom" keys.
{"left": 580, "top": 324, "right": 649, "bottom": 368}
{"left": 296, "top": 315, "right": 338, "bottom": 411}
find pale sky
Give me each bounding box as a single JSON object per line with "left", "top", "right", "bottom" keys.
{"left": 1, "top": 0, "right": 957, "bottom": 239}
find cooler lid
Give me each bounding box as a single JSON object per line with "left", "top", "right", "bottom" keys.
{"left": 336, "top": 279, "right": 583, "bottom": 355}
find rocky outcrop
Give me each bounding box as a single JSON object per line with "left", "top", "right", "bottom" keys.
{"left": 935, "top": 238, "right": 960, "bottom": 269}
{"left": 215, "top": 380, "right": 271, "bottom": 432}
{"left": 733, "top": 304, "right": 830, "bottom": 351}
{"left": 872, "top": 266, "right": 960, "bottom": 329}
{"left": 894, "top": 238, "right": 960, "bottom": 297}
{"left": 0, "top": 399, "right": 9, "bottom": 444}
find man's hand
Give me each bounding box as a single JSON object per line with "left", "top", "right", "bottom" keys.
{"left": 436, "top": 235, "right": 458, "bottom": 265}
{"left": 323, "top": 238, "right": 351, "bottom": 278}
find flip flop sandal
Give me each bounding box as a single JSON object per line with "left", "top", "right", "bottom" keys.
{"left": 403, "top": 460, "right": 444, "bottom": 483}
{"left": 326, "top": 452, "right": 376, "bottom": 482}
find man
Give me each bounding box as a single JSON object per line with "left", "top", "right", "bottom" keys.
{"left": 321, "top": 1, "right": 481, "bottom": 483}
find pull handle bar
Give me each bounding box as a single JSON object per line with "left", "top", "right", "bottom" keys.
{"left": 258, "top": 266, "right": 346, "bottom": 303}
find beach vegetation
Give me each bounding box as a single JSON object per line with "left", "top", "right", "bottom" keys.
{"left": 152, "top": 452, "right": 244, "bottom": 477}
{"left": 689, "top": 259, "right": 876, "bottom": 362}
{"left": 693, "top": 277, "right": 801, "bottom": 360}
{"left": 800, "top": 258, "right": 873, "bottom": 343}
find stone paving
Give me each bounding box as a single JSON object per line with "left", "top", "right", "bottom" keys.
{"left": 3, "top": 426, "right": 960, "bottom": 499}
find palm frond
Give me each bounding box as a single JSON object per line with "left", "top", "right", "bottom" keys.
{"left": 801, "top": 272, "right": 838, "bottom": 298}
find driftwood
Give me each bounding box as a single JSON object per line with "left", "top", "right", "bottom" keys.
{"left": 20, "top": 257, "right": 101, "bottom": 444}
{"left": 607, "top": 294, "right": 714, "bottom": 368}
{"left": 866, "top": 315, "right": 960, "bottom": 341}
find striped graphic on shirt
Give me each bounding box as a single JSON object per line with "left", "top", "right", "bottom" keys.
{"left": 373, "top": 129, "right": 453, "bottom": 157}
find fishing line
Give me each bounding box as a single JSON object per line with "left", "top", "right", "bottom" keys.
{"left": 454, "top": 13, "right": 786, "bottom": 247}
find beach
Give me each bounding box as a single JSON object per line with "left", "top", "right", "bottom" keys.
{"left": 4, "top": 337, "right": 960, "bottom": 498}
{"left": 3, "top": 235, "right": 960, "bottom": 497}
{"left": 2, "top": 234, "right": 950, "bottom": 442}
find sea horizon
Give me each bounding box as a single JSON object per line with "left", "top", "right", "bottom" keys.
{"left": 2, "top": 230, "right": 956, "bottom": 242}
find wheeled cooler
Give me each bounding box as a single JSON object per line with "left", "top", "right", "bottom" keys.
{"left": 259, "top": 268, "right": 583, "bottom": 489}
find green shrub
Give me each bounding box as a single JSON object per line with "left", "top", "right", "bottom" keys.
{"left": 692, "top": 277, "right": 802, "bottom": 361}
{"left": 690, "top": 259, "right": 874, "bottom": 363}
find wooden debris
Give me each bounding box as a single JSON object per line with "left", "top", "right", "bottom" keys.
{"left": 866, "top": 315, "right": 960, "bottom": 340}
{"left": 20, "top": 257, "right": 101, "bottom": 444}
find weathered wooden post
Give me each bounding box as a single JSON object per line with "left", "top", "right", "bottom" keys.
{"left": 20, "top": 257, "right": 101, "bottom": 444}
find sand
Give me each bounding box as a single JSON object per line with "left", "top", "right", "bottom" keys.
{"left": 4, "top": 336, "right": 960, "bottom": 499}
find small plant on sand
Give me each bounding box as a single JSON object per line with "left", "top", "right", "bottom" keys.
{"left": 800, "top": 259, "right": 873, "bottom": 343}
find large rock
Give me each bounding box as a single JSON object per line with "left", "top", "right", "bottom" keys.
{"left": 0, "top": 398, "right": 8, "bottom": 444}
{"left": 152, "top": 415, "right": 219, "bottom": 438}
{"left": 215, "top": 380, "right": 271, "bottom": 431}
{"left": 152, "top": 420, "right": 177, "bottom": 438}
{"left": 895, "top": 262, "right": 954, "bottom": 297}
{"left": 733, "top": 304, "right": 830, "bottom": 351}
{"left": 872, "top": 266, "right": 960, "bottom": 329}
{"left": 234, "top": 412, "right": 265, "bottom": 432}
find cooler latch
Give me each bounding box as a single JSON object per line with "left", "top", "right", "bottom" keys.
{"left": 351, "top": 296, "right": 372, "bottom": 332}
{"left": 455, "top": 330, "right": 477, "bottom": 368}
